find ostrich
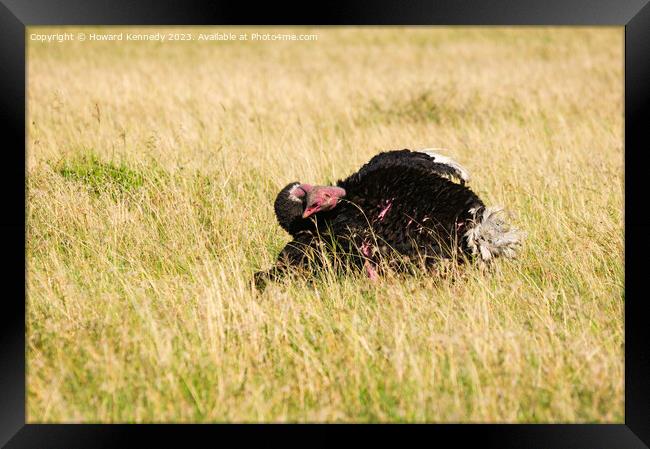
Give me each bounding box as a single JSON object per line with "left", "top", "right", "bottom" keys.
{"left": 255, "top": 149, "right": 522, "bottom": 288}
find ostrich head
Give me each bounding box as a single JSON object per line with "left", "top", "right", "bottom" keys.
{"left": 274, "top": 182, "right": 346, "bottom": 235}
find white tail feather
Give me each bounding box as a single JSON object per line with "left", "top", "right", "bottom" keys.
{"left": 464, "top": 207, "right": 524, "bottom": 262}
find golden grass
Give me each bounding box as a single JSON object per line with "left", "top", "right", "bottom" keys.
{"left": 26, "top": 26, "right": 624, "bottom": 422}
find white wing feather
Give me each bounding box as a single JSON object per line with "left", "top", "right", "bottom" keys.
{"left": 417, "top": 148, "right": 471, "bottom": 183}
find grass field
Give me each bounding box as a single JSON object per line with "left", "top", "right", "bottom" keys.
{"left": 26, "top": 27, "right": 624, "bottom": 422}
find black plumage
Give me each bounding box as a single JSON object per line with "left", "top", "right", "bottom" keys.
{"left": 255, "top": 149, "right": 521, "bottom": 288}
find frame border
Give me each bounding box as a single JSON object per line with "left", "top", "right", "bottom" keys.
{"left": 4, "top": 0, "right": 648, "bottom": 447}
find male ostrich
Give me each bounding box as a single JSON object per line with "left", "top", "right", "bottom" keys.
{"left": 255, "top": 149, "right": 522, "bottom": 288}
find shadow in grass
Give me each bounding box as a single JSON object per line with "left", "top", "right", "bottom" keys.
{"left": 55, "top": 152, "right": 149, "bottom": 199}
{"left": 357, "top": 89, "right": 474, "bottom": 127}
{"left": 356, "top": 87, "right": 528, "bottom": 128}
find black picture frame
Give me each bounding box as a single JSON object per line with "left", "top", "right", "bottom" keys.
{"left": 3, "top": 0, "right": 649, "bottom": 447}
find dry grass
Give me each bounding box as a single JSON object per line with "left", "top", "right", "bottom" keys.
{"left": 26, "top": 26, "right": 624, "bottom": 422}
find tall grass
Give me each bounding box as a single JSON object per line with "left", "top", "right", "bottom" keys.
{"left": 26, "top": 26, "right": 623, "bottom": 422}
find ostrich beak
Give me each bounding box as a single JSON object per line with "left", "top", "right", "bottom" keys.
{"left": 302, "top": 186, "right": 346, "bottom": 219}
{"left": 302, "top": 205, "right": 320, "bottom": 219}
